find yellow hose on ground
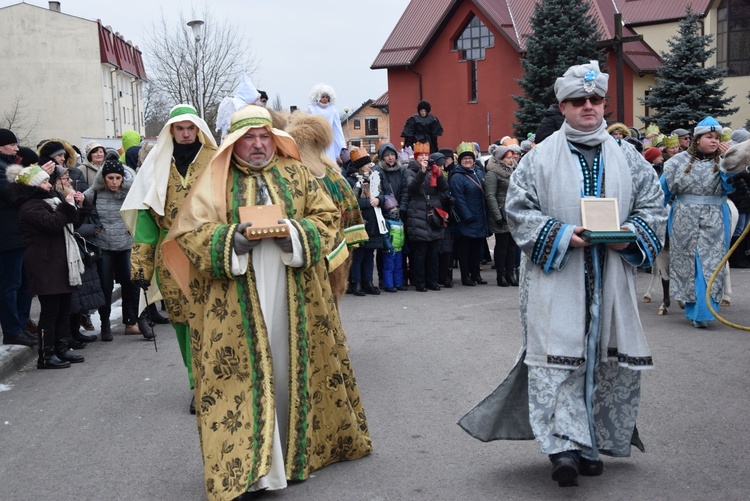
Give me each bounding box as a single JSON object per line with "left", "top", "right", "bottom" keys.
{"left": 706, "top": 222, "right": 750, "bottom": 330}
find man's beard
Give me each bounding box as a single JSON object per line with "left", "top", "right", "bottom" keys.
{"left": 248, "top": 151, "right": 270, "bottom": 167}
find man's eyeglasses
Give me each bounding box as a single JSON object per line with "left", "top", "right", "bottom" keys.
{"left": 564, "top": 96, "right": 604, "bottom": 107}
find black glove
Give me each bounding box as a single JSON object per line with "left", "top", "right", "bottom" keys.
{"left": 728, "top": 171, "right": 750, "bottom": 213}
{"left": 274, "top": 220, "right": 293, "bottom": 253}
{"left": 233, "top": 222, "right": 260, "bottom": 256}
{"left": 134, "top": 278, "right": 150, "bottom": 291}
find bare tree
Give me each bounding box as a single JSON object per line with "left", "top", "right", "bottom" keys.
{"left": 1, "top": 93, "right": 40, "bottom": 145}
{"left": 143, "top": 82, "right": 170, "bottom": 137}
{"left": 143, "top": 7, "right": 259, "bottom": 137}
{"left": 272, "top": 94, "right": 283, "bottom": 112}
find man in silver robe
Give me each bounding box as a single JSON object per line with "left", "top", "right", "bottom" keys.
{"left": 459, "top": 61, "right": 667, "bottom": 487}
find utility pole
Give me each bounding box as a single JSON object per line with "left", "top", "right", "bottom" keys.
{"left": 597, "top": 13, "right": 643, "bottom": 124}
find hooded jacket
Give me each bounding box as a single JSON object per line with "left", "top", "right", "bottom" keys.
{"left": 448, "top": 164, "right": 488, "bottom": 238}
{"left": 484, "top": 156, "right": 514, "bottom": 234}
{"left": 84, "top": 165, "right": 136, "bottom": 251}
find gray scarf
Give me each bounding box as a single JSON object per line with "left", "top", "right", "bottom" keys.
{"left": 562, "top": 120, "right": 611, "bottom": 147}
{"left": 44, "top": 197, "right": 84, "bottom": 286}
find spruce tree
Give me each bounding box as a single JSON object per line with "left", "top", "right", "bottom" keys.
{"left": 640, "top": 7, "right": 738, "bottom": 132}
{"left": 513, "top": 0, "right": 603, "bottom": 138}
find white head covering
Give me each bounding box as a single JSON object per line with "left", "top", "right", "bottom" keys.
{"left": 121, "top": 104, "right": 216, "bottom": 233}
{"left": 215, "top": 72, "right": 262, "bottom": 139}
{"left": 554, "top": 60, "right": 609, "bottom": 102}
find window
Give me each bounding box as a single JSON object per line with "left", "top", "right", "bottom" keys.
{"left": 365, "top": 118, "right": 379, "bottom": 136}
{"left": 717, "top": 0, "right": 750, "bottom": 76}
{"left": 454, "top": 15, "right": 494, "bottom": 101}
{"left": 353, "top": 118, "right": 361, "bottom": 130}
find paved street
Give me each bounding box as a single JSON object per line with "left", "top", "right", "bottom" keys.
{"left": 1, "top": 267, "right": 750, "bottom": 500}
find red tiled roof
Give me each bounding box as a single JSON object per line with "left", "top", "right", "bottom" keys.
{"left": 372, "top": 91, "right": 389, "bottom": 108}
{"left": 372, "top": 0, "right": 702, "bottom": 74}
{"left": 98, "top": 21, "right": 147, "bottom": 80}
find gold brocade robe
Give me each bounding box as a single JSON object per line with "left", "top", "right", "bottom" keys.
{"left": 130, "top": 145, "right": 216, "bottom": 323}
{"left": 162, "top": 154, "right": 372, "bottom": 500}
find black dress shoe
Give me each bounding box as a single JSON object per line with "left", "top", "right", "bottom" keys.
{"left": 426, "top": 284, "right": 441, "bottom": 291}
{"left": 363, "top": 283, "right": 381, "bottom": 295}
{"left": 579, "top": 458, "right": 603, "bottom": 476}
{"left": 415, "top": 286, "right": 427, "bottom": 292}
{"left": 56, "top": 350, "right": 84, "bottom": 364}
{"left": 397, "top": 285, "right": 408, "bottom": 291}
{"left": 441, "top": 281, "right": 453, "bottom": 288}
{"left": 551, "top": 456, "right": 579, "bottom": 487}
{"left": 72, "top": 330, "right": 97, "bottom": 343}
{"left": 461, "top": 279, "right": 476, "bottom": 286}
{"left": 473, "top": 276, "right": 488, "bottom": 285}
{"left": 497, "top": 276, "right": 510, "bottom": 287}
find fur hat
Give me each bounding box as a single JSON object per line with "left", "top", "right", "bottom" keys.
{"left": 429, "top": 152, "right": 446, "bottom": 167}
{"left": 643, "top": 147, "right": 662, "bottom": 164}
{"left": 309, "top": 83, "right": 337, "bottom": 105}
{"left": 456, "top": 142, "right": 475, "bottom": 161}
{"left": 0, "top": 128, "right": 17, "bottom": 147}
{"left": 439, "top": 148, "right": 454, "bottom": 161}
{"left": 413, "top": 142, "right": 430, "bottom": 157}
{"left": 8, "top": 164, "right": 49, "bottom": 187}
{"left": 39, "top": 140, "right": 66, "bottom": 160}
{"left": 101, "top": 159, "right": 125, "bottom": 178}
{"left": 607, "top": 123, "right": 631, "bottom": 138}
{"left": 350, "top": 147, "right": 372, "bottom": 169}
{"left": 417, "top": 100, "right": 431, "bottom": 113}
{"left": 85, "top": 141, "right": 105, "bottom": 161}
{"left": 38, "top": 139, "right": 77, "bottom": 167}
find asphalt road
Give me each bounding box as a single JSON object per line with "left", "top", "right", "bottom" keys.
{"left": 1, "top": 267, "right": 749, "bottom": 501}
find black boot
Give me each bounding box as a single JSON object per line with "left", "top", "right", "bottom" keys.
{"left": 346, "top": 281, "right": 355, "bottom": 295}
{"left": 497, "top": 274, "right": 510, "bottom": 287}
{"left": 100, "top": 317, "right": 113, "bottom": 342}
{"left": 363, "top": 282, "right": 381, "bottom": 295}
{"left": 147, "top": 303, "right": 170, "bottom": 324}
{"left": 506, "top": 272, "right": 519, "bottom": 287}
{"left": 55, "top": 335, "right": 85, "bottom": 364}
{"left": 70, "top": 314, "right": 95, "bottom": 344}
{"left": 353, "top": 282, "right": 365, "bottom": 296}
{"left": 37, "top": 329, "right": 70, "bottom": 369}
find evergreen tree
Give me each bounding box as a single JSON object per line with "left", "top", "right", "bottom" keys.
{"left": 513, "top": 0, "right": 603, "bottom": 138}
{"left": 746, "top": 91, "right": 750, "bottom": 129}
{"left": 640, "top": 7, "right": 738, "bottom": 132}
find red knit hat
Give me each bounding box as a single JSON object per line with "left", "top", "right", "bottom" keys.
{"left": 643, "top": 147, "right": 662, "bottom": 164}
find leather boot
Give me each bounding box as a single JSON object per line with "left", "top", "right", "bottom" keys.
{"left": 70, "top": 314, "right": 96, "bottom": 343}
{"left": 497, "top": 274, "right": 510, "bottom": 287}
{"left": 353, "top": 282, "right": 365, "bottom": 296}
{"left": 363, "top": 282, "right": 380, "bottom": 295}
{"left": 55, "top": 336, "right": 85, "bottom": 364}
{"left": 147, "top": 303, "right": 170, "bottom": 324}
{"left": 137, "top": 314, "right": 156, "bottom": 340}
{"left": 37, "top": 329, "right": 70, "bottom": 369}
{"left": 506, "top": 272, "right": 519, "bottom": 287}
{"left": 100, "top": 317, "right": 113, "bottom": 342}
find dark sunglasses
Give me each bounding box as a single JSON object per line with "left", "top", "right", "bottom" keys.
{"left": 565, "top": 96, "right": 604, "bottom": 107}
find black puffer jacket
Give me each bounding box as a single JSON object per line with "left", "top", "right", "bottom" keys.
{"left": 405, "top": 164, "right": 449, "bottom": 242}
{"left": 345, "top": 164, "right": 385, "bottom": 249}
{"left": 535, "top": 104, "right": 565, "bottom": 144}
{"left": 0, "top": 155, "right": 25, "bottom": 251}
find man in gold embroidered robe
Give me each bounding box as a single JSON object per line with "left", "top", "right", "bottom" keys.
{"left": 122, "top": 104, "right": 217, "bottom": 412}
{"left": 161, "top": 105, "right": 372, "bottom": 500}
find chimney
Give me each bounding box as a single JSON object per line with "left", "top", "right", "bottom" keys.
{"left": 48, "top": 1, "right": 61, "bottom": 12}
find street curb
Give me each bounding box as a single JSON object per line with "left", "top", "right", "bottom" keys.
{"left": 0, "top": 286, "right": 122, "bottom": 382}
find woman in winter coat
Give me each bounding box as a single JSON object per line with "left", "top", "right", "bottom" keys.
{"left": 7, "top": 164, "right": 86, "bottom": 368}
{"left": 346, "top": 147, "right": 385, "bottom": 296}
{"left": 449, "top": 142, "right": 489, "bottom": 286}
{"left": 485, "top": 144, "right": 519, "bottom": 287}
{"left": 405, "top": 151, "right": 449, "bottom": 291}
{"left": 38, "top": 139, "right": 88, "bottom": 193}
{"left": 84, "top": 159, "right": 143, "bottom": 341}
{"left": 80, "top": 140, "right": 107, "bottom": 187}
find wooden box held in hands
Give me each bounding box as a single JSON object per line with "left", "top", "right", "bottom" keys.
{"left": 238, "top": 205, "right": 288, "bottom": 240}
{"left": 579, "top": 198, "right": 637, "bottom": 244}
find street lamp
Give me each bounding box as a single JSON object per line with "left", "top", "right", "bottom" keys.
{"left": 187, "top": 19, "right": 205, "bottom": 119}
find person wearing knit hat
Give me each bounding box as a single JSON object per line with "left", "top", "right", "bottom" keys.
{"left": 401, "top": 99, "right": 444, "bottom": 152}
{"left": 6, "top": 162, "right": 85, "bottom": 367}
{"left": 397, "top": 148, "right": 411, "bottom": 167}
{"left": 460, "top": 60, "right": 667, "bottom": 488}
{"left": 375, "top": 141, "right": 409, "bottom": 290}
{"left": 730, "top": 128, "right": 749, "bottom": 144}
{"left": 520, "top": 140, "right": 533, "bottom": 154}
{"left": 121, "top": 103, "right": 217, "bottom": 410}
{"left": 661, "top": 115, "right": 737, "bottom": 329}
{"left": 485, "top": 141, "right": 518, "bottom": 287}
{"left": 161, "top": 105, "right": 371, "bottom": 498}
{"left": 16, "top": 146, "right": 39, "bottom": 167}
{"left": 449, "top": 140, "right": 487, "bottom": 288}
{"left": 643, "top": 147, "right": 663, "bottom": 164}
{"left": 0, "top": 128, "right": 40, "bottom": 348}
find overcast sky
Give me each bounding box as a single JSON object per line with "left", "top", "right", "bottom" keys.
{"left": 13, "top": 0, "right": 410, "bottom": 113}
